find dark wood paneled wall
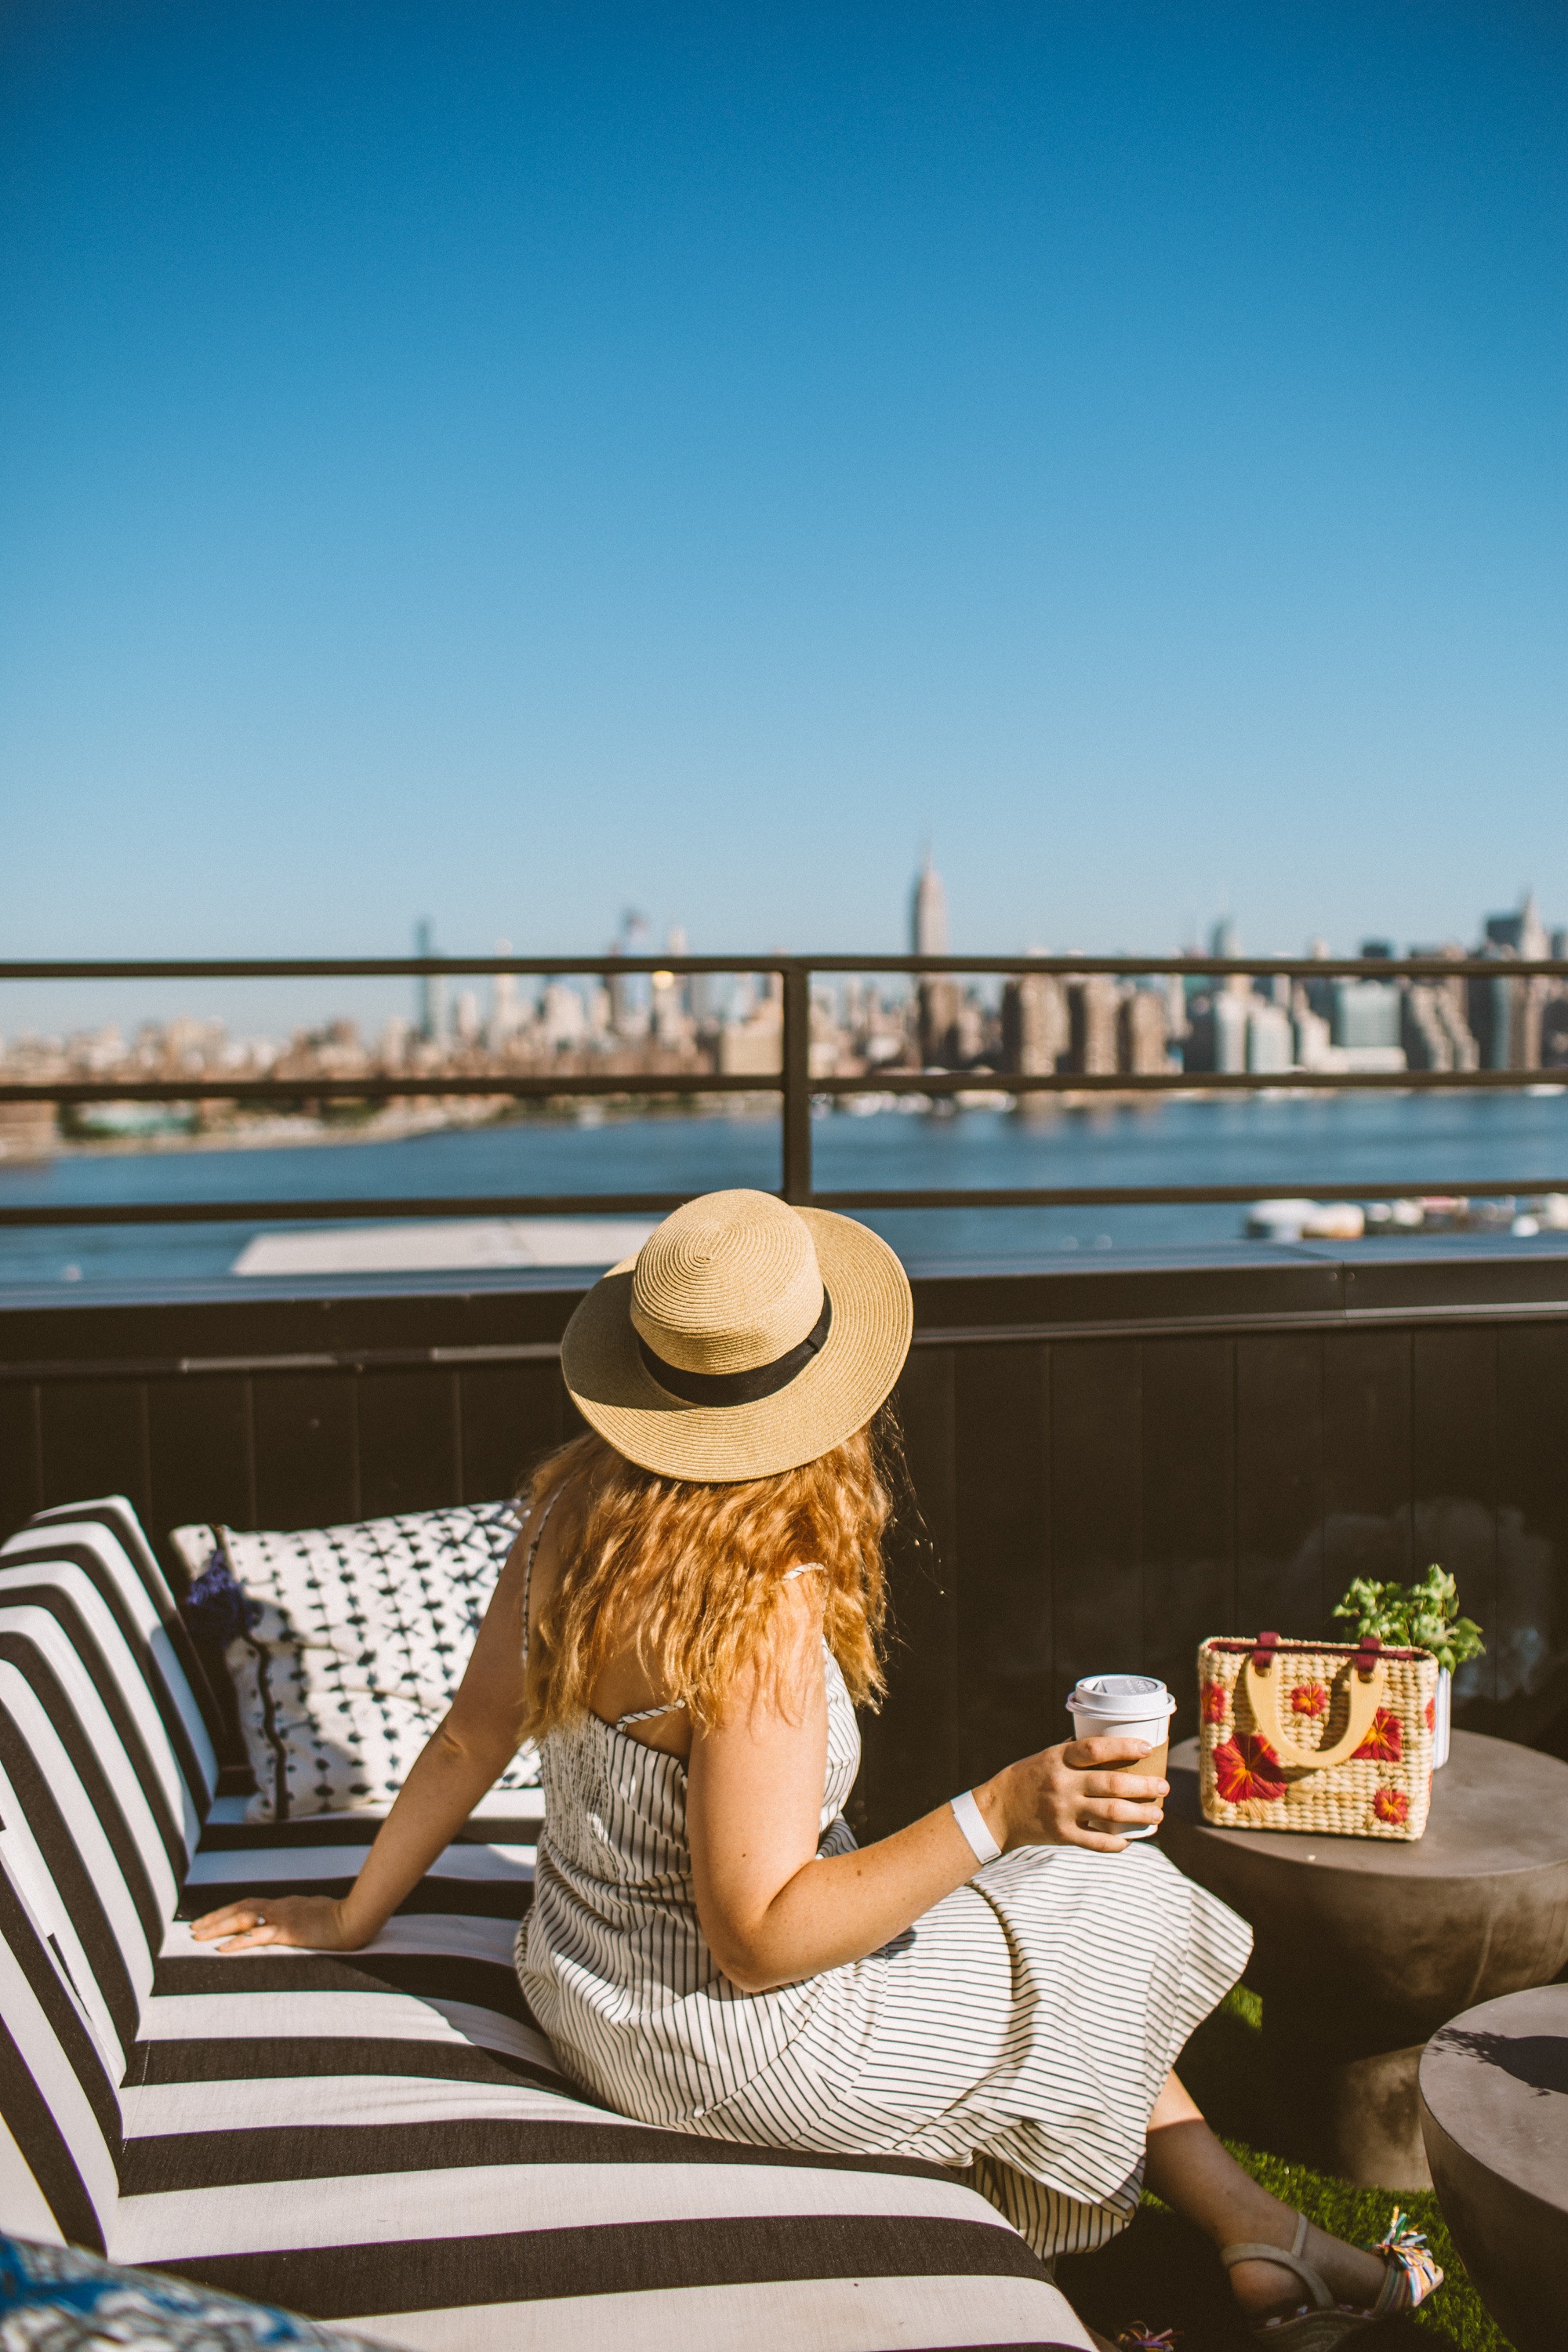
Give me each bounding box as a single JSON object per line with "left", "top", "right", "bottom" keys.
{"left": 4, "top": 1256, "right": 1567, "bottom": 1839}
{"left": 861, "top": 1319, "right": 1568, "bottom": 1837}
{"left": 1, "top": 1358, "right": 583, "bottom": 1541}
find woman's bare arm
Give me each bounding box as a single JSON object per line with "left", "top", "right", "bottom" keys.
{"left": 687, "top": 1580, "right": 1165, "bottom": 1993}
{"left": 192, "top": 1523, "right": 536, "bottom": 1953}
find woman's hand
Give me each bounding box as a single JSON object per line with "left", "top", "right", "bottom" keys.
{"left": 978, "top": 1736, "right": 1167, "bottom": 1854}
{"left": 190, "top": 1894, "right": 367, "bottom": 1955}
{"left": 187, "top": 1527, "right": 543, "bottom": 1963}
{"left": 685, "top": 1570, "right": 1170, "bottom": 1987}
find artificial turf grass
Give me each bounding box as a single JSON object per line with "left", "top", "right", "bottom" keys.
{"left": 1054, "top": 1990, "right": 1514, "bottom": 2351}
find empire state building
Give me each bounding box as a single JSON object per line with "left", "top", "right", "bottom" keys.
{"left": 910, "top": 851, "right": 949, "bottom": 957}
{"left": 911, "top": 853, "right": 958, "bottom": 1063}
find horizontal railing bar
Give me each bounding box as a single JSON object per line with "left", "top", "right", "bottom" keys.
{"left": 801, "top": 955, "right": 1568, "bottom": 981}
{"left": 911, "top": 1298, "right": 1568, "bottom": 1345}
{"left": 5, "top": 954, "right": 1568, "bottom": 982}
{"left": 0, "top": 1341, "right": 568, "bottom": 1384}
{"left": 0, "top": 1074, "right": 768, "bottom": 1105}
{"left": 814, "top": 1069, "right": 1566, "bottom": 1094}
{"left": 0, "top": 956, "right": 781, "bottom": 981}
{"left": 2, "top": 1178, "right": 1566, "bottom": 1229}
{"left": 814, "top": 1181, "right": 1568, "bottom": 1210}
{"left": 5, "top": 1068, "right": 1568, "bottom": 1107}
{"left": 11, "top": 1291, "right": 1568, "bottom": 1384}
{"left": 0, "top": 1192, "right": 695, "bottom": 1229}
{"left": 16, "top": 1291, "right": 1568, "bottom": 1383}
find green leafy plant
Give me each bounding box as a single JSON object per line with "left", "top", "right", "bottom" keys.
{"left": 1333, "top": 1565, "right": 1485, "bottom": 1674}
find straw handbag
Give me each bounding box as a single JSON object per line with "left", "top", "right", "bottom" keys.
{"left": 1197, "top": 1632, "right": 1439, "bottom": 1841}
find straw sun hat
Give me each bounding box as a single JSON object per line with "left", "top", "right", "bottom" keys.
{"left": 561, "top": 1189, "right": 913, "bottom": 1483}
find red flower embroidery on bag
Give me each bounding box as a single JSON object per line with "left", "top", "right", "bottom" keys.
{"left": 1200, "top": 1681, "right": 1229, "bottom": 1725}
{"left": 1425, "top": 1698, "right": 1436, "bottom": 1731}
{"left": 1373, "top": 1787, "right": 1410, "bottom": 1827}
{"left": 1354, "top": 1707, "right": 1403, "bottom": 1764}
{"left": 1213, "top": 1732, "right": 1286, "bottom": 1805}
{"left": 1290, "top": 1682, "right": 1329, "bottom": 1718}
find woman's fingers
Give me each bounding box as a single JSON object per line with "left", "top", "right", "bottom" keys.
{"left": 191, "top": 1895, "right": 340, "bottom": 1953}
{"left": 1074, "top": 1769, "right": 1165, "bottom": 1839}
{"left": 1063, "top": 1736, "right": 1153, "bottom": 1770}
{"left": 1080, "top": 1772, "right": 1167, "bottom": 1802}
{"left": 201, "top": 1911, "right": 281, "bottom": 1954}
{"left": 1014, "top": 1740, "right": 1169, "bottom": 1847}
{"left": 191, "top": 1901, "right": 264, "bottom": 1941}
{"left": 213, "top": 1922, "right": 278, "bottom": 1953}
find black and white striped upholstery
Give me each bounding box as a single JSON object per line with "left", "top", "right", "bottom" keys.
{"left": 0, "top": 1499, "right": 1094, "bottom": 2350}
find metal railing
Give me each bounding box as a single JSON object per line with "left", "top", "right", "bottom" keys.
{"left": 2, "top": 951, "right": 1568, "bottom": 1228}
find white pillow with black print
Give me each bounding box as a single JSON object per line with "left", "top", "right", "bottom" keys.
{"left": 171, "top": 1501, "right": 537, "bottom": 1823}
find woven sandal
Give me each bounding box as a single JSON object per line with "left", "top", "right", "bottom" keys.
{"left": 1221, "top": 2209, "right": 1443, "bottom": 2345}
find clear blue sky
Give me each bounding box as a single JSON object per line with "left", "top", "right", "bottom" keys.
{"left": 2, "top": 1, "right": 1565, "bottom": 1022}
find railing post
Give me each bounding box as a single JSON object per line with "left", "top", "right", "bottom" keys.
{"left": 780, "top": 963, "right": 812, "bottom": 1205}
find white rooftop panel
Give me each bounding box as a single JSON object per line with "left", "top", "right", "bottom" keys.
{"left": 232, "top": 1218, "right": 656, "bottom": 1277}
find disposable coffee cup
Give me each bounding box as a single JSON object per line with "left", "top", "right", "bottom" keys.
{"left": 1066, "top": 1675, "right": 1177, "bottom": 1840}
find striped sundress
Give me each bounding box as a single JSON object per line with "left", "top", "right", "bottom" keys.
{"left": 517, "top": 1544, "right": 1251, "bottom": 2263}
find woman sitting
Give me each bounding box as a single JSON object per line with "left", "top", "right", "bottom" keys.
{"left": 196, "top": 1190, "right": 1442, "bottom": 2347}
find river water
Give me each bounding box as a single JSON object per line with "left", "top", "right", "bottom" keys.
{"left": 4, "top": 1090, "right": 1568, "bottom": 1298}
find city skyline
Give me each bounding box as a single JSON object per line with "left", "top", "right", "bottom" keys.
{"left": 5, "top": 858, "right": 1565, "bottom": 1145}
{"left": 6, "top": 855, "right": 1568, "bottom": 1044}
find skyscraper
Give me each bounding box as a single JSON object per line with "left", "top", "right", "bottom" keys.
{"left": 1475, "top": 891, "right": 1550, "bottom": 1067}
{"left": 652, "top": 927, "right": 688, "bottom": 1046}
{"left": 1001, "top": 965, "right": 1069, "bottom": 1076}
{"left": 608, "top": 910, "right": 648, "bottom": 1039}
{"left": 911, "top": 851, "right": 949, "bottom": 956}
{"left": 415, "top": 920, "right": 445, "bottom": 1042}
{"left": 1485, "top": 891, "right": 1548, "bottom": 960}
{"left": 911, "top": 853, "right": 957, "bottom": 1064}
{"left": 489, "top": 940, "right": 523, "bottom": 1044}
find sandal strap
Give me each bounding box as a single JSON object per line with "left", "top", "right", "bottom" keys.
{"left": 1221, "top": 2212, "right": 1333, "bottom": 2313}
{"left": 1370, "top": 2212, "right": 1443, "bottom": 2316}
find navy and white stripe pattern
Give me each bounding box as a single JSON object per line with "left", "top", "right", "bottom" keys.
{"left": 169, "top": 1505, "right": 539, "bottom": 1824}
{"left": 522, "top": 1541, "right": 1254, "bottom": 2264}
{"left": 0, "top": 1499, "right": 1095, "bottom": 2351}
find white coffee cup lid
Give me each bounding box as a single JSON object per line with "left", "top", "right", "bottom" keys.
{"left": 1067, "top": 1675, "right": 1177, "bottom": 1721}
{"left": 1073, "top": 1674, "right": 1165, "bottom": 1701}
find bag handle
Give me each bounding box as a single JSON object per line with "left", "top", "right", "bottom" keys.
{"left": 1243, "top": 1651, "right": 1387, "bottom": 1771}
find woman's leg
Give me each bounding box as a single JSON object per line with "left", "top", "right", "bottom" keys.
{"left": 1142, "top": 2074, "right": 1388, "bottom": 2320}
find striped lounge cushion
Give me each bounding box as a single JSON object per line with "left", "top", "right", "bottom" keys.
{"left": 0, "top": 1501, "right": 1094, "bottom": 2352}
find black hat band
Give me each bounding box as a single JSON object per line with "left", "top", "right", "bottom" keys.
{"left": 637, "top": 1290, "right": 833, "bottom": 1407}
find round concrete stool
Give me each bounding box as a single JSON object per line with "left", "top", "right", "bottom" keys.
{"left": 1420, "top": 1984, "right": 1568, "bottom": 2352}
{"left": 1160, "top": 1729, "right": 1568, "bottom": 2189}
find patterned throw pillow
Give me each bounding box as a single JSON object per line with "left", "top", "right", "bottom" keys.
{"left": 172, "top": 1501, "right": 536, "bottom": 1823}
{"left": 0, "top": 2234, "right": 391, "bottom": 2350}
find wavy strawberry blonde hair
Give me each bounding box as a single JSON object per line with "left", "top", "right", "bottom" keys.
{"left": 521, "top": 1412, "right": 902, "bottom": 1735}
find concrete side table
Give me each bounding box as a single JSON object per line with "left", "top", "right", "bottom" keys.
{"left": 1420, "top": 1985, "right": 1568, "bottom": 2352}
{"left": 1160, "top": 1729, "right": 1568, "bottom": 2189}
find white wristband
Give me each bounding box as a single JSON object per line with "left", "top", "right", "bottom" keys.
{"left": 949, "top": 1788, "right": 1002, "bottom": 1869}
